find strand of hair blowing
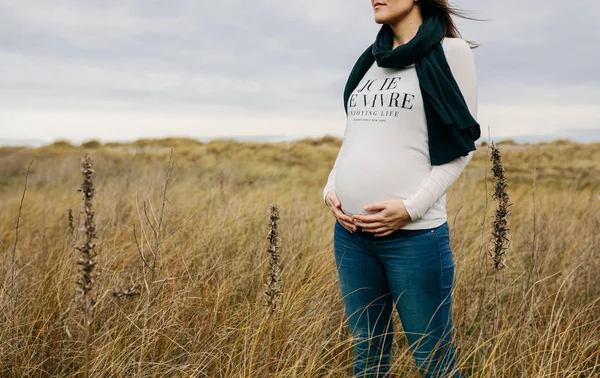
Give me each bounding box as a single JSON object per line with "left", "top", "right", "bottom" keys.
{"left": 418, "top": 0, "right": 483, "bottom": 47}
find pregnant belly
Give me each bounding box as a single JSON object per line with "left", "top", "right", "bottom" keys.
{"left": 335, "top": 158, "right": 429, "bottom": 216}
{"left": 335, "top": 169, "right": 399, "bottom": 216}
{"left": 335, "top": 185, "right": 395, "bottom": 216}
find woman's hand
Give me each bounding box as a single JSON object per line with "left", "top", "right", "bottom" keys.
{"left": 351, "top": 199, "right": 412, "bottom": 237}
{"left": 325, "top": 190, "right": 357, "bottom": 233}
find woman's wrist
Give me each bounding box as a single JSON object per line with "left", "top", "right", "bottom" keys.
{"left": 402, "top": 198, "right": 417, "bottom": 221}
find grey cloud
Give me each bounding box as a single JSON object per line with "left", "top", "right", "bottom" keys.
{"left": 0, "top": 0, "right": 598, "bottom": 140}
{"left": 0, "top": 0, "right": 363, "bottom": 114}
{"left": 460, "top": 0, "right": 600, "bottom": 86}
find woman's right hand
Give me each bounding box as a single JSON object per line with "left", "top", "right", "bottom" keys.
{"left": 325, "top": 190, "right": 357, "bottom": 233}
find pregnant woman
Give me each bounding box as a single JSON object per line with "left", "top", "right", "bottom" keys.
{"left": 323, "top": 1, "right": 480, "bottom": 377}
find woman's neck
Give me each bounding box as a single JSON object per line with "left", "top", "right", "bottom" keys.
{"left": 389, "top": 9, "right": 423, "bottom": 49}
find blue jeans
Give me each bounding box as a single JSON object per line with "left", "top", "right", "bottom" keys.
{"left": 333, "top": 220, "right": 461, "bottom": 378}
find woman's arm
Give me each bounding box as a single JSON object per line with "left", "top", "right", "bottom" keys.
{"left": 323, "top": 136, "right": 346, "bottom": 205}
{"left": 402, "top": 37, "right": 478, "bottom": 221}
{"left": 403, "top": 150, "right": 474, "bottom": 220}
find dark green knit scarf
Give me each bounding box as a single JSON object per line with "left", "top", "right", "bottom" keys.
{"left": 343, "top": 14, "right": 481, "bottom": 165}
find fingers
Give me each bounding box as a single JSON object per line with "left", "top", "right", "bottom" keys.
{"left": 330, "top": 205, "right": 353, "bottom": 223}
{"left": 335, "top": 210, "right": 354, "bottom": 224}
{"left": 326, "top": 190, "right": 341, "bottom": 208}
{"left": 338, "top": 219, "right": 356, "bottom": 233}
{"left": 332, "top": 194, "right": 341, "bottom": 208}
{"left": 325, "top": 196, "right": 335, "bottom": 209}
{"left": 363, "top": 201, "right": 387, "bottom": 212}
{"left": 331, "top": 197, "right": 340, "bottom": 209}
{"left": 352, "top": 213, "right": 384, "bottom": 223}
{"left": 374, "top": 230, "right": 394, "bottom": 237}
{"left": 353, "top": 221, "right": 384, "bottom": 230}
{"left": 362, "top": 226, "right": 389, "bottom": 235}
{"left": 325, "top": 192, "right": 355, "bottom": 230}
{"left": 361, "top": 222, "right": 411, "bottom": 236}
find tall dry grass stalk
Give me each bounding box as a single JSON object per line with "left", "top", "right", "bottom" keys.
{"left": 134, "top": 149, "right": 175, "bottom": 375}
{"left": 135, "top": 146, "right": 175, "bottom": 301}
{"left": 526, "top": 152, "right": 539, "bottom": 292}
{"left": 67, "top": 208, "right": 75, "bottom": 236}
{"left": 8, "top": 157, "right": 34, "bottom": 375}
{"left": 134, "top": 147, "right": 199, "bottom": 373}
{"left": 264, "top": 204, "right": 282, "bottom": 320}
{"left": 261, "top": 204, "right": 283, "bottom": 374}
{"left": 74, "top": 153, "right": 98, "bottom": 378}
{"left": 489, "top": 142, "right": 512, "bottom": 337}
{"left": 490, "top": 142, "right": 511, "bottom": 271}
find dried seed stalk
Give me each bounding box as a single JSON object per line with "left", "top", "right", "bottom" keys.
{"left": 264, "top": 204, "right": 282, "bottom": 320}
{"left": 74, "top": 153, "right": 98, "bottom": 378}
{"left": 489, "top": 142, "right": 512, "bottom": 336}
{"left": 490, "top": 142, "right": 512, "bottom": 270}
{"left": 67, "top": 208, "right": 75, "bottom": 235}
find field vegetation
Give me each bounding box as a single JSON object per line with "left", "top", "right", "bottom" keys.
{"left": 0, "top": 137, "right": 599, "bottom": 377}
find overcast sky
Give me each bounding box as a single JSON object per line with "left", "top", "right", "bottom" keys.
{"left": 1, "top": 0, "right": 599, "bottom": 144}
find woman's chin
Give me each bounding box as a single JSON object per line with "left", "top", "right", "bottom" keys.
{"left": 373, "top": 14, "right": 392, "bottom": 24}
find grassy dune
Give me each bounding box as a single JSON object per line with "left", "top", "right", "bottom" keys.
{"left": 0, "top": 137, "right": 599, "bottom": 377}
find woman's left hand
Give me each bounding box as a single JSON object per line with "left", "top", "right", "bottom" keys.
{"left": 351, "top": 198, "right": 412, "bottom": 237}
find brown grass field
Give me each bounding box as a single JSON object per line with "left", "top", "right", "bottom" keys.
{"left": 0, "top": 136, "right": 599, "bottom": 377}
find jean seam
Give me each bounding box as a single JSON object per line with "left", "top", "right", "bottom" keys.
{"left": 433, "top": 224, "right": 459, "bottom": 377}
{"left": 433, "top": 226, "right": 444, "bottom": 303}
{"left": 433, "top": 225, "right": 449, "bottom": 329}
{"left": 433, "top": 225, "right": 447, "bottom": 374}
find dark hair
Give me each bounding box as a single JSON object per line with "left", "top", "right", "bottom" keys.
{"left": 418, "top": 0, "right": 482, "bottom": 48}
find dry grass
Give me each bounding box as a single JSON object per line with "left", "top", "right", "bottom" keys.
{"left": 0, "top": 137, "right": 599, "bottom": 377}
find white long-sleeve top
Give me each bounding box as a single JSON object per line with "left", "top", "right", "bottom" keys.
{"left": 323, "top": 37, "right": 478, "bottom": 230}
